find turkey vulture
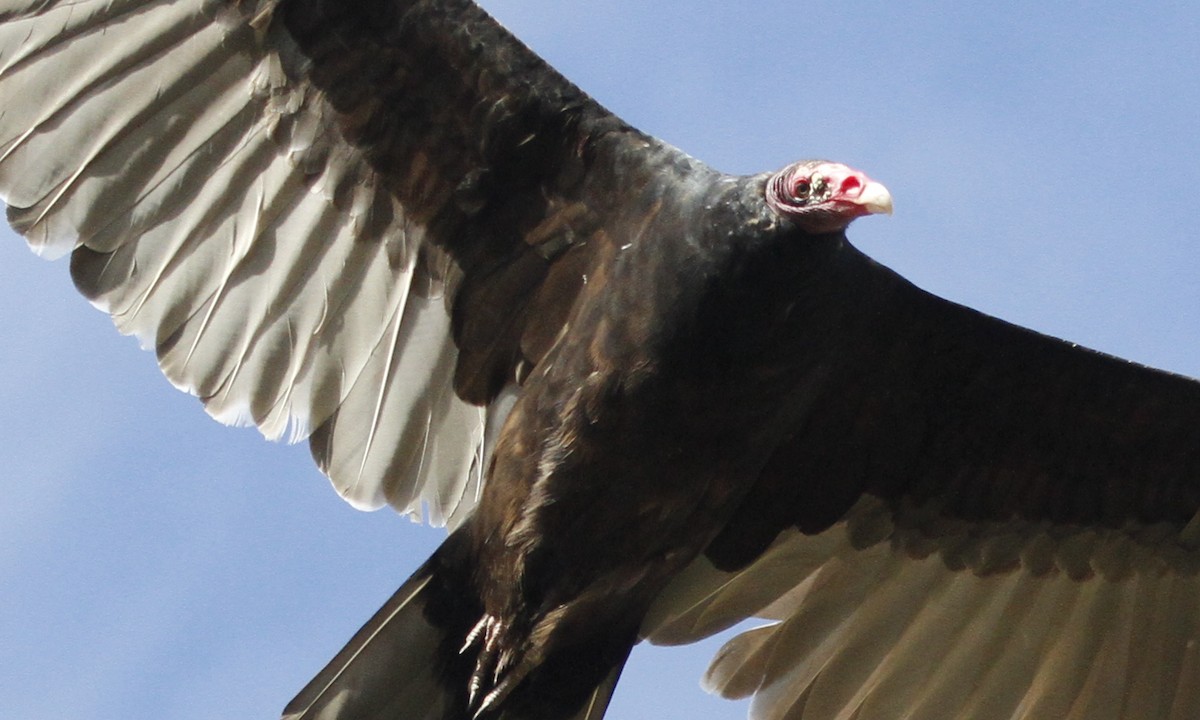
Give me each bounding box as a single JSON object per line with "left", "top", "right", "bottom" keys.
{"left": 2, "top": 1, "right": 1200, "bottom": 720}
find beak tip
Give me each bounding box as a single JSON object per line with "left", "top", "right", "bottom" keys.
{"left": 858, "top": 181, "right": 894, "bottom": 217}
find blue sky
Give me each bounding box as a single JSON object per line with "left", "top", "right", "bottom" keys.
{"left": 2, "top": 2, "right": 1199, "bottom": 719}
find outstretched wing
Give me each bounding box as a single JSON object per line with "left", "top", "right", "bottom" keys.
{"left": 0, "top": 0, "right": 646, "bottom": 524}
{"left": 646, "top": 240, "right": 1200, "bottom": 719}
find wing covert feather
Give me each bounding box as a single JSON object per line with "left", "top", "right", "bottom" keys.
{"left": 647, "top": 242, "right": 1200, "bottom": 719}
{"left": 0, "top": 0, "right": 647, "bottom": 522}
{"left": 708, "top": 240, "right": 1200, "bottom": 572}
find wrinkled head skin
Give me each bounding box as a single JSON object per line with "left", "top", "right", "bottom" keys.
{"left": 765, "top": 160, "right": 893, "bottom": 234}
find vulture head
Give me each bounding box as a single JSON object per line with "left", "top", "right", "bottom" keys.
{"left": 765, "top": 160, "right": 894, "bottom": 233}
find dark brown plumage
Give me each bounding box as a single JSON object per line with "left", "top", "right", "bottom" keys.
{"left": 3, "top": 1, "right": 1200, "bottom": 719}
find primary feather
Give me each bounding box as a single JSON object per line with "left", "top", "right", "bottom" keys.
{"left": 1, "top": 0, "right": 487, "bottom": 520}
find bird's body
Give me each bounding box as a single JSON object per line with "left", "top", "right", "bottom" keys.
{"left": 448, "top": 170, "right": 838, "bottom": 715}
{"left": 4, "top": 1, "right": 1200, "bottom": 719}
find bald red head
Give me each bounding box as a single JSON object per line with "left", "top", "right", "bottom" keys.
{"left": 765, "top": 160, "right": 893, "bottom": 234}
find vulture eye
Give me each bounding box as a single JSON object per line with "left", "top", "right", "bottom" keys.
{"left": 791, "top": 178, "right": 811, "bottom": 202}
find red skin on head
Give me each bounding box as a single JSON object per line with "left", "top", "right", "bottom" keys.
{"left": 765, "top": 160, "right": 893, "bottom": 234}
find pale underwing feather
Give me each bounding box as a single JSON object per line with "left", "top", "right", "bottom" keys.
{"left": 0, "top": 0, "right": 493, "bottom": 525}
{"left": 643, "top": 522, "right": 848, "bottom": 646}
{"left": 653, "top": 497, "right": 1200, "bottom": 720}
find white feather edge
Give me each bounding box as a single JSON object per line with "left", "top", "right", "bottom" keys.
{"left": 0, "top": 0, "right": 496, "bottom": 526}
{"left": 643, "top": 496, "right": 1200, "bottom": 720}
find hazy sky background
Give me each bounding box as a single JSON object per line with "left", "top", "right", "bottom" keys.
{"left": 2, "top": 2, "right": 1199, "bottom": 719}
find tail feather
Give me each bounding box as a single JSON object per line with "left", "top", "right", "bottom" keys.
{"left": 495, "top": 661, "right": 625, "bottom": 720}
{"left": 283, "top": 545, "right": 631, "bottom": 720}
{"left": 574, "top": 662, "right": 625, "bottom": 720}
{"left": 283, "top": 563, "right": 454, "bottom": 720}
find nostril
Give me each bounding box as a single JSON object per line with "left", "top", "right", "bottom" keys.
{"left": 839, "top": 175, "right": 862, "bottom": 196}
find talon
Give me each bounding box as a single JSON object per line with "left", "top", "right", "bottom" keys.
{"left": 467, "top": 672, "right": 482, "bottom": 710}
{"left": 461, "top": 614, "right": 526, "bottom": 717}
{"left": 468, "top": 658, "right": 491, "bottom": 711}
{"left": 465, "top": 614, "right": 502, "bottom": 714}
{"left": 473, "top": 677, "right": 515, "bottom": 720}
{"left": 461, "top": 616, "right": 490, "bottom": 654}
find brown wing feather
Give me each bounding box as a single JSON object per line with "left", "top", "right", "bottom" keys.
{"left": 277, "top": 0, "right": 640, "bottom": 403}
{"left": 707, "top": 238, "right": 1200, "bottom": 571}
{"left": 0, "top": 0, "right": 669, "bottom": 518}
{"left": 646, "top": 238, "right": 1200, "bottom": 720}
